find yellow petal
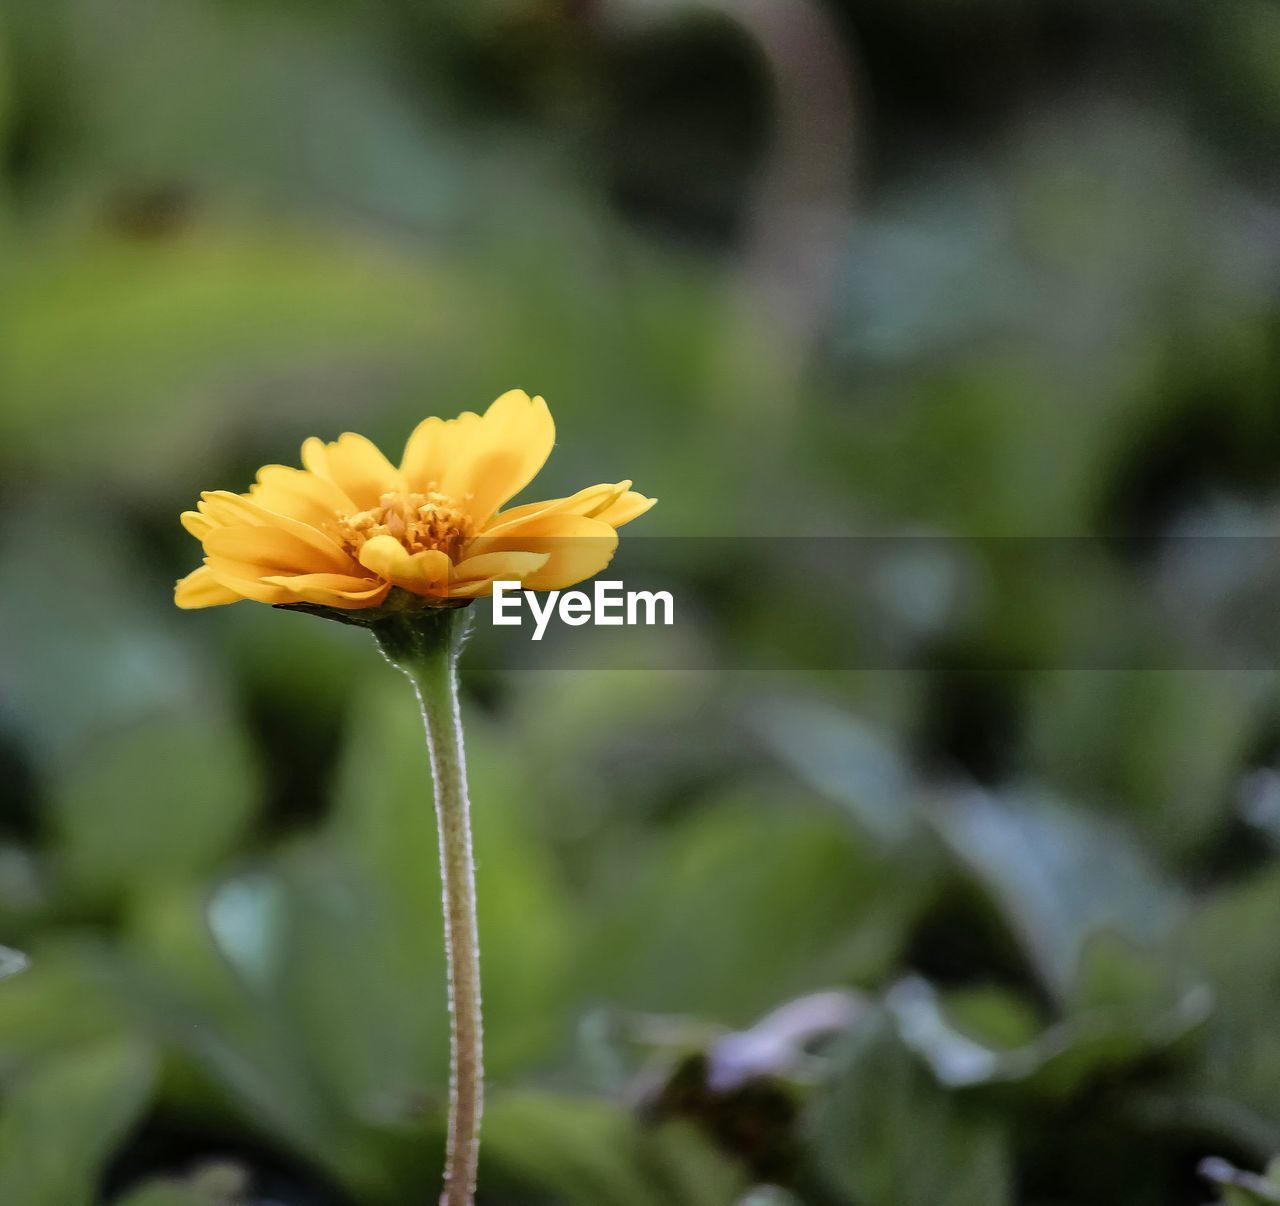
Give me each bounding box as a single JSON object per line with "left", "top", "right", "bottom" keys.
{"left": 438, "top": 390, "right": 556, "bottom": 527}
{"left": 261, "top": 573, "right": 391, "bottom": 608}
{"left": 205, "top": 524, "right": 354, "bottom": 577}
{"left": 400, "top": 410, "right": 484, "bottom": 493}
{"left": 356, "top": 535, "right": 452, "bottom": 596}
{"left": 199, "top": 491, "right": 356, "bottom": 568}
{"left": 593, "top": 491, "right": 657, "bottom": 528}
{"left": 482, "top": 481, "right": 630, "bottom": 535}
{"left": 250, "top": 465, "right": 352, "bottom": 531}
{"left": 181, "top": 510, "right": 215, "bottom": 539}
{"left": 301, "top": 432, "right": 400, "bottom": 510}
{"left": 174, "top": 564, "right": 240, "bottom": 608}
{"left": 196, "top": 491, "right": 263, "bottom": 528}
{"left": 446, "top": 551, "right": 550, "bottom": 599}
{"left": 203, "top": 558, "right": 296, "bottom": 604}
{"left": 464, "top": 513, "right": 617, "bottom": 592}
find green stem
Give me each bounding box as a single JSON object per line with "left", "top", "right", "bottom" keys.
{"left": 374, "top": 607, "right": 482, "bottom": 1206}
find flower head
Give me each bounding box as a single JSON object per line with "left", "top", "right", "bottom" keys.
{"left": 175, "top": 390, "right": 654, "bottom": 615}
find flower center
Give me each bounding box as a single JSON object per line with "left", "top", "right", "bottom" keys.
{"left": 338, "top": 491, "right": 473, "bottom": 560}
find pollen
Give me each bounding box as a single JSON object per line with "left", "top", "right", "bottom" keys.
{"left": 339, "top": 491, "right": 474, "bottom": 560}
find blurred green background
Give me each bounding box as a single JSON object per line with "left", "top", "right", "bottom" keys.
{"left": 4, "top": 0, "right": 1280, "bottom": 1203}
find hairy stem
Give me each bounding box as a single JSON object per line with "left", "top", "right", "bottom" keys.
{"left": 375, "top": 608, "right": 482, "bottom": 1206}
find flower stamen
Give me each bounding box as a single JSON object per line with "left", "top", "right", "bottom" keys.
{"left": 339, "top": 491, "right": 473, "bottom": 560}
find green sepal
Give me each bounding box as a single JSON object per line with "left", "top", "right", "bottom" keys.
{"left": 272, "top": 586, "right": 471, "bottom": 632}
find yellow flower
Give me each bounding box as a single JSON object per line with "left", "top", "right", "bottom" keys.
{"left": 175, "top": 390, "right": 655, "bottom": 611}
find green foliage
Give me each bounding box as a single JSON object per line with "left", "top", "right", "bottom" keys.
{"left": 811, "top": 1012, "right": 1012, "bottom": 1206}
{"left": 114, "top": 1161, "right": 251, "bottom": 1206}
{"left": 579, "top": 790, "right": 931, "bottom": 1024}
{"left": 1201, "top": 1156, "right": 1280, "bottom": 1205}
{"left": 2, "top": 0, "right": 1280, "bottom": 1202}
{"left": 484, "top": 1093, "right": 744, "bottom": 1206}
{"left": 0, "top": 1038, "right": 155, "bottom": 1206}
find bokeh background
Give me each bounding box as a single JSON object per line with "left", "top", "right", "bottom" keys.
{"left": 4, "top": 1, "right": 1280, "bottom": 1203}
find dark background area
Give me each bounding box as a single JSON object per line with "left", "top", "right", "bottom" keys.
{"left": 3, "top": 0, "right": 1280, "bottom": 1202}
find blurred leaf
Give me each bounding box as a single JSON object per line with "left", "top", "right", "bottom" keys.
{"left": 1185, "top": 867, "right": 1280, "bottom": 1146}
{"left": 1200, "top": 1155, "right": 1280, "bottom": 1204}
{"left": 643, "top": 1119, "right": 751, "bottom": 1206}
{"left": 1069, "top": 928, "right": 1206, "bottom": 1025}
{"left": 936, "top": 984, "right": 1041, "bottom": 1051}
{"left": 582, "top": 790, "right": 931, "bottom": 1025}
{"left": 38, "top": 0, "right": 467, "bottom": 222}
{"left": 929, "top": 788, "right": 1183, "bottom": 1001}
{"left": 484, "top": 1090, "right": 664, "bottom": 1206}
{"left": 115, "top": 1187, "right": 217, "bottom": 1206}
{"left": 1211, "top": 0, "right": 1280, "bottom": 133}
{"left": 0, "top": 843, "right": 49, "bottom": 925}
{"left": 1028, "top": 670, "right": 1262, "bottom": 860}
{"left": 1022, "top": 934, "right": 1211, "bottom": 1100}
{"left": 206, "top": 872, "right": 287, "bottom": 996}
{"left": 115, "top": 1187, "right": 230, "bottom": 1206}
{"left": 0, "top": 1036, "right": 155, "bottom": 1206}
{"left": 51, "top": 713, "right": 257, "bottom": 900}
{"left": 507, "top": 668, "right": 725, "bottom": 842}
{"left": 221, "top": 605, "right": 367, "bottom": 748}
{"left": 0, "top": 946, "right": 27, "bottom": 981}
{"left": 484, "top": 1090, "right": 742, "bottom": 1206}
{"left": 811, "top": 1010, "right": 1012, "bottom": 1206}
{"left": 114, "top": 1161, "right": 249, "bottom": 1206}
{"left": 101, "top": 876, "right": 401, "bottom": 1198}
{"left": 884, "top": 956, "right": 1209, "bottom": 1104}
{"left": 0, "top": 939, "right": 133, "bottom": 1077}
{"left": 257, "top": 842, "right": 453, "bottom": 1156}
{"left": 0, "top": 503, "right": 260, "bottom": 910}
{"left": 751, "top": 697, "right": 919, "bottom": 847}
{"left": 1, "top": 230, "right": 450, "bottom": 477}
{"left": 736, "top": 1189, "right": 803, "bottom": 1206}
{"left": 882, "top": 978, "right": 1011, "bottom": 1088}
{"left": 0, "top": 507, "right": 219, "bottom": 767}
